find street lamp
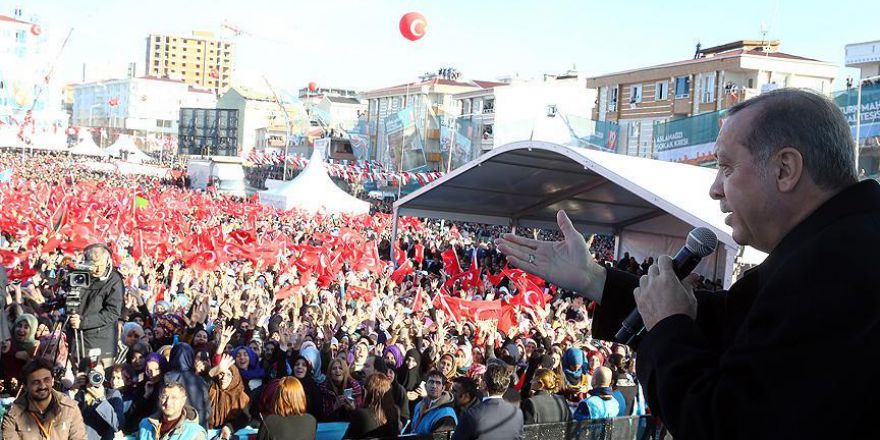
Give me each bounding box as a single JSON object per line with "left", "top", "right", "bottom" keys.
{"left": 855, "top": 74, "right": 880, "bottom": 174}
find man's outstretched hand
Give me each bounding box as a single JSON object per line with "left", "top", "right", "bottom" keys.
{"left": 495, "top": 210, "right": 606, "bottom": 303}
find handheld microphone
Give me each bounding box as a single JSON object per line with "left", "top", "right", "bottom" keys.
{"left": 614, "top": 227, "right": 718, "bottom": 345}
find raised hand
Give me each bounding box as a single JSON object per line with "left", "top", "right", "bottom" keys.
{"left": 495, "top": 210, "right": 606, "bottom": 302}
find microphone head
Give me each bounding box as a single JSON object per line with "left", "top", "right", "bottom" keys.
{"left": 686, "top": 227, "right": 718, "bottom": 257}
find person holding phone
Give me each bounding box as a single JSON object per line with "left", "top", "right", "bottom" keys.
{"left": 318, "top": 358, "right": 363, "bottom": 421}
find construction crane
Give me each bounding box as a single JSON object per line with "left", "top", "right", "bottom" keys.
{"left": 220, "top": 21, "right": 251, "bottom": 38}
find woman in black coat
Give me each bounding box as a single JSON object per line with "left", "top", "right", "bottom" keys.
{"left": 521, "top": 368, "right": 572, "bottom": 425}
{"left": 345, "top": 374, "right": 400, "bottom": 439}
{"left": 258, "top": 377, "right": 317, "bottom": 440}
{"left": 292, "top": 354, "right": 324, "bottom": 419}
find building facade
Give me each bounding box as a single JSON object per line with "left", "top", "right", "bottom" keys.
{"left": 216, "top": 86, "right": 308, "bottom": 158}
{"left": 846, "top": 40, "right": 880, "bottom": 80}
{"left": 0, "top": 9, "right": 67, "bottom": 148}
{"left": 454, "top": 73, "right": 597, "bottom": 159}
{"left": 72, "top": 77, "right": 216, "bottom": 150}
{"left": 588, "top": 40, "right": 837, "bottom": 160}
{"left": 363, "top": 74, "right": 504, "bottom": 170}
{"left": 145, "top": 31, "right": 234, "bottom": 95}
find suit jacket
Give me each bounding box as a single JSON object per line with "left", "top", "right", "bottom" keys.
{"left": 592, "top": 180, "right": 880, "bottom": 440}
{"left": 451, "top": 397, "right": 523, "bottom": 440}
{"left": 521, "top": 391, "right": 571, "bottom": 425}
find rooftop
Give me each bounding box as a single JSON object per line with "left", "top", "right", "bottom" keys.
{"left": 365, "top": 77, "right": 507, "bottom": 97}
{"left": 589, "top": 40, "right": 829, "bottom": 80}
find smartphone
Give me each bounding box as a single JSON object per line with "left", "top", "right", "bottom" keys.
{"left": 343, "top": 388, "right": 353, "bottom": 400}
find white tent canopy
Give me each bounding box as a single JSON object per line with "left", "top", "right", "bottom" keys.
{"left": 393, "top": 141, "right": 766, "bottom": 287}
{"left": 259, "top": 142, "right": 370, "bottom": 214}
{"left": 69, "top": 134, "right": 108, "bottom": 157}
{"left": 105, "top": 135, "right": 151, "bottom": 163}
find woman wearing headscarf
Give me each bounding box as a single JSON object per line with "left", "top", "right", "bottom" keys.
{"left": 560, "top": 347, "right": 591, "bottom": 403}
{"left": 291, "top": 354, "right": 324, "bottom": 419}
{"left": 1, "top": 313, "right": 39, "bottom": 385}
{"left": 319, "top": 358, "right": 364, "bottom": 422}
{"left": 208, "top": 353, "right": 252, "bottom": 435}
{"left": 125, "top": 352, "right": 168, "bottom": 433}
{"left": 382, "top": 344, "right": 404, "bottom": 371}
{"left": 454, "top": 344, "right": 473, "bottom": 376}
{"left": 397, "top": 348, "right": 425, "bottom": 414}
{"left": 233, "top": 345, "right": 266, "bottom": 393}
{"left": 298, "top": 341, "right": 326, "bottom": 384}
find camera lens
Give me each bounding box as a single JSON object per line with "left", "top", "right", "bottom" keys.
{"left": 88, "top": 371, "right": 104, "bottom": 386}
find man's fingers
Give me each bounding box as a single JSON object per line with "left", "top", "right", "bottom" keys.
{"left": 649, "top": 263, "right": 660, "bottom": 278}
{"left": 505, "top": 255, "right": 539, "bottom": 275}
{"left": 639, "top": 275, "right": 648, "bottom": 290}
{"left": 496, "top": 242, "right": 535, "bottom": 264}
{"left": 496, "top": 234, "right": 540, "bottom": 250}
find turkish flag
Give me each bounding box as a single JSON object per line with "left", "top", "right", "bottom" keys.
{"left": 354, "top": 240, "right": 384, "bottom": 273}
{"left": 486, "top": 271, "right": 505, "bottom": 287}
{"left": 501, "top": 266, "right": 545, "bottom": 289}
{"left": 497, "top": 303, "right": 518, "bottom": 335}
{"left": 411, "top": 288, "right": 424, "bottom": 313}
{"left": 413, "top": 243, "right": 425, "bottom": 265}
{"left": 393, "top": 240, "right": 407, "bottom": 266}
{"left": 510, "top": 277, "right": 552, "bottom": 309}
{"left": 441, "top": 248, "right": 462, "bottom": 276}
{"left": 433, "top": 294, "right": 501, "bottom": 322}
{"left": 275, "top": 283, "right": 300, "bottom": 300}
{"left": 390, "top": 259, "right": 414, "bottom": 285}
{"left": 347, "top": 284, "right": 374, "bottom": 303}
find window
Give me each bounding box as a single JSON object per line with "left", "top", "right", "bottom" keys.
{"left": 655, "top": 81, "right": 668, "bottom": 101}
{"left": 629, "top": 85, "right": 642, "bottom": 104}
{"left": 608, "top": 87, "right": 618, "bottom": 111}
{"left": 701, "top": 74, "right": 716, "bottom": 103}
{"left": 473, "top": 99, "right": 483, "bottom": 114}
{"left": 747, "top": 78, "right": 754, "bottom": 88}
{"left": 675, "top": 76, "right": 690, "bottom": 98}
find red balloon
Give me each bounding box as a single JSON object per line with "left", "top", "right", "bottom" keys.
{"left": 30, "top": 24, "right": 41, "bottom": 36}
{"left": 308, "top": 82, "right": 317, "bottom": 92}
{"left": 399, "top": 12, "right": 427, "bottom": 41}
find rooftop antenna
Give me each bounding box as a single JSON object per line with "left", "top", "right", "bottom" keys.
{"left": 760, "top": 22, "right": 771, "bottom": 55}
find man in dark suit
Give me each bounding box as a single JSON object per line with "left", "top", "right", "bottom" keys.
{"left": 496, "top": 88, "right": 880, "bottom": 439}
{"left": 452, "top": 364, "right": 523, "bottom": 440}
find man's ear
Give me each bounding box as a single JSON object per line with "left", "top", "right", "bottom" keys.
{"left": 775, "top": 147, "right": 805, "bottom": 193}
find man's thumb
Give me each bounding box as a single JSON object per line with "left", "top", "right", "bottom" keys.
{"left": 557, "top": 210, "right": 579, "bottom": 240}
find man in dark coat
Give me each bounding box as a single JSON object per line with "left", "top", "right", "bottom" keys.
{"left": 496, "top": 88, "right": 880, "bottom": 440}
{"left": 452, "top": 364, "right": 523, "bottom": 440}
{"left": 165, "top": 343, "right": 213, "bottom": 428}
{"left": 68, "top": 244, "right": 123, "bottom": 367}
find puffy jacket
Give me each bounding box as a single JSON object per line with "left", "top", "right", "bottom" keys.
{"left": 1, "top": 389, "right": 87, "bottom": 440}
{"left": 137, "top": 405, "right": 206, "bottom": 440}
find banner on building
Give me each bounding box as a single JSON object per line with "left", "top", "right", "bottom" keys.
{"left": 564, "top": 115, "right": 620, "bottom": 153}
{"left": 835, "top": 83, "right": 880, "bottom": 147}
{"left": 439, "top": 117, "right": 474, "bottom": 171}
{"left": 348, "top": 120, "right": 371, "bottom": 162}
{"left": 653, "top": 110, "right": 725, "bottom": 164}
{"left": 384, "top": 107, "right": 426, "bottom": 171}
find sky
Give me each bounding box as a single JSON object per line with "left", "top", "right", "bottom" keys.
{"left": 9, "top": 0, "right": 879, "bottom": 93}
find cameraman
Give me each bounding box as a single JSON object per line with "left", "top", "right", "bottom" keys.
{"left": 75, "top": 364, "right": 125, "bottom": 440}
{"left": 68, "top": 243, "right": 124, "bottom": 368}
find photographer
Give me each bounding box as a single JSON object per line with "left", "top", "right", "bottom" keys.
{"left": 68, "top": 243, "right": 124, "bottom": 368}
{"left": 75, "top": 364, "right": 125, "bottom": 440}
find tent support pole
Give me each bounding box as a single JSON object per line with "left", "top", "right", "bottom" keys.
{"left": 510, "top": 218, "right": 518, "bottom": 235}
{"left": 390, "top": 206, "right": 400, "bottom": 267}
{"left": 612, "top": 228, "right": 621, "bottom": 262}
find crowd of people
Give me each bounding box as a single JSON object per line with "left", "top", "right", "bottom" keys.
{"left": 0, "top": 150, "right": 648, "bottom": 440}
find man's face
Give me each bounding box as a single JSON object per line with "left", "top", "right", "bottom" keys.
{"left": 710, "top": 108, "right": 777, "bottom": 251}
{"left": 451, "top": 382, "right": 471, "bottom": 407}
{"left": 158, "top": 386, "right": 187, "bottom": 419}
{"left": 26, "top": 368, "right": 54, "bottom": 402}
{"left": 426, "top": 376, "right": 444, "bottom": 400}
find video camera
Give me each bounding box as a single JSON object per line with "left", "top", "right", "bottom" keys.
{"left": 50, "top": 263, "right": 95, "bottom": 315}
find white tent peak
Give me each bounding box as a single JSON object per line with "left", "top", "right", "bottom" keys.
{"left": 69, "top": 134, "right": 107, "bottom": 157}
{"left": 258, "top": 142, "right": 370, "bottom": 214}
{"left": 106, "top": 135, "right": 151, "bottom": 163}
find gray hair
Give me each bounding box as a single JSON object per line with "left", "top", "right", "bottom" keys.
{"left": 726, "top": 88, "right": 857, "bottom": 190}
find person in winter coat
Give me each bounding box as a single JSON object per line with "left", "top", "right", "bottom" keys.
{"left": 137, "top": 381, "right": 207, "bottom": 440}
{"left": 207, "top": 353, "right": 251, "bottom": 435}
{"left": 163, "top": 343, "right": 212, "bottom": 428}
{"left": 409, "top": 370, "right": 457, "bottom": 435}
